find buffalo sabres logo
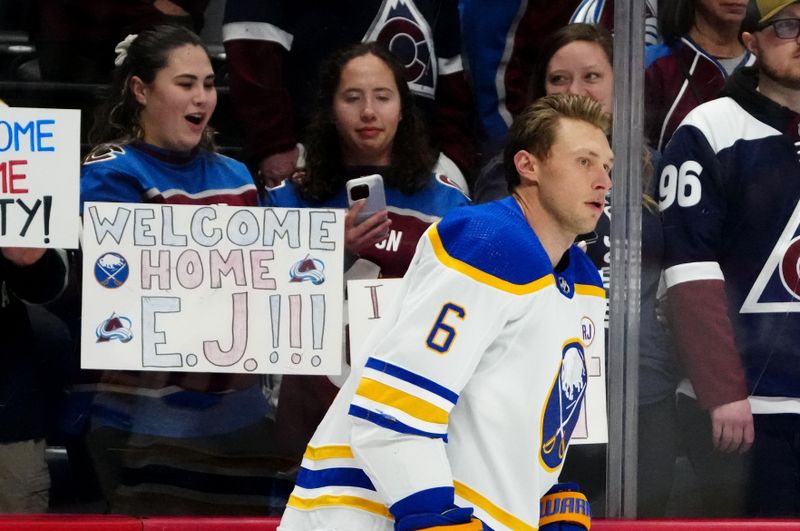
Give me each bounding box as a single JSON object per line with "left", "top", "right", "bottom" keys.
{"left": 96, "top": 312, "right": 133, "bottom": 343}
{"left": 94, "top": 252, "right": 129, "bottom": 288}
{"left": 289, "top": 255, "right": 326, "bottom": 285}
{"left": 742, "top": 200, "right": 800, "bottom": 313}
{"left": 557, "top": 275, "right": 571, "bottom": 295}
{"left": 540, "top": 339, "right": 588, "bottom": 471}
{"left": 364, "top": 0, "right": 436, "bottom": 98}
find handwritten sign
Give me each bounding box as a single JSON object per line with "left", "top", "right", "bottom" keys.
{"left": 0, "top": 107, "right": 80, "bottom": 248}
{"left": 81, "top": 202, "right": 345, "bottom": 374}
{"left": 347, "top": 279, "right": 609, "bottom": 444}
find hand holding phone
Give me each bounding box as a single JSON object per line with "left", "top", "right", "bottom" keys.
{"left": 346, "top": 174, "right": 387, "bottom": 225}
{"left": 344, "top": 174, "right": 391, "bottom": 255}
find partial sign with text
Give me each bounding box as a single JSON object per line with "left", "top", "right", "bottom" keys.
{"left": 0, "top": 107, "right": 80, "bottom": 248}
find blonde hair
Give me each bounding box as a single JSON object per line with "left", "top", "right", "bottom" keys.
{"left": 504, "top": 94, "right": 611, "bottom": 190}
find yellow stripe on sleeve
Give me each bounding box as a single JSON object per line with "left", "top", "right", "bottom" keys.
{"left": 454, "top": 481, "right": 536, "bottom": 531}
{"left": 287, "top": 494, "right": 392, "bottom": 519}
{"left": 303, "top": 445, "right": 354, "bottom": 461}
{"left": 429, "top": 225, "right": 553, "bottom": 295}
{"left": 574, "top": 283, "right": 606, "bottom": 298}
{"left": 356, "top": 378, "right": 450, "bottom": 425}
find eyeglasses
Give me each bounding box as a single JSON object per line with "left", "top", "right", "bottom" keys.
{"left": 759, "top": 18, "right": 800, "bottom": 39}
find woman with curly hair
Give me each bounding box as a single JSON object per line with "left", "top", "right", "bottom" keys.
{"left": 268, "top": 42, "right": 469, "bottom": 278}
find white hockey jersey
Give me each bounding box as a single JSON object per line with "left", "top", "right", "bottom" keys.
{"left": 279, "top": 196, "right": 605, "bottom": 531}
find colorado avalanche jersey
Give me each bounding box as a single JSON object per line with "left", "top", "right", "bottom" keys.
{"left": 279, "top": 196, "right": 605, "bottom": 530}
{"left": 660, "top": 67, "right": 800, "bottom": 412}
{"left": 267, "top": 171, "right": 469, "bottom": 278}
{"left": 80, "top": 142, "right": 259, "bottom": 211}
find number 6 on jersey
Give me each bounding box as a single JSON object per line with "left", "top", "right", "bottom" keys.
{"left": 426, "top": 302, "right": 466, "bottom": 354}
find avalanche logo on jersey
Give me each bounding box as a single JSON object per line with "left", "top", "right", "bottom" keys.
{"left": 540, "top": 339, "right": 588, "bottom": 471}
{"left": 363, "top": 0, "right": 436, "bottom": 98}
{"left": 83, "top": 144, "right": 125, "bottom": 165}
{"left": 741, "top": 199, "right": 800, "bottom": 313}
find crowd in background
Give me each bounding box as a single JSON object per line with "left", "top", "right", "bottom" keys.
{"left": 1, "top": 0, "right": 799, "bottom": 522}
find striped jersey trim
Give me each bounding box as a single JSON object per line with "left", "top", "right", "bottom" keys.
{"left": 295, "top": 466, "right": 375, "bottom": 490}
{"left": 365, "top": 357, "right": 459, "bottom": 404}
{"left": 147, "top": 183, "right": 257, "bottom": 201}
{"left": 349, "top": 404, "right": 447, "bottom": 439}
{"left": 221, "top": 21, "right": 293, "bottom": 49}
{"left": 304, "top": 445, "right": 354, "bottom": 461}
{"left": 574, "top": 283, "right": 605, "bottom": 298}
{"left": 455, "top": 481, "right": 535, "bottom": 531}
{"left": 664, "top": 261, "right": 724, "bottom": 287}
{"left": 355, "top": 378, "right": 450, "bottom": 425}
{"left": 286, "top": 494, "right": 392, "bottom": 519}
{"left": 429, "top": 225, "right": 554, "bottom": 295}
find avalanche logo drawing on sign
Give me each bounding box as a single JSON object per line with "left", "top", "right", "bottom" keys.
{"left": 540, "top": 339, "right": 588, "bottom": 471}
{"left": 289, "top": 255, "right": 326, "bottom": 285}
{"left": 94, "top": 252, "right": 129, "bottom": 288}
{"left": 742, "top": 199, "right": 800, "bottom": 313}
{"left": 96, "top": 312, "right": 133, "bottom": 343}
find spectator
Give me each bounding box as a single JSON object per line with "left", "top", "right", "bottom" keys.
{"left": 460, "top": 0, "right": 658, "bottom": 151}
{"left": 77, "top": 25, "right": 284, "bottom": 515}
{"left": 33, "top": 0, "right": 208, "bottom": 82}
{"left": 278, "top": 93, "right": 611, "bottom": 531}
{"left": 474, "top": 23, "right": 614, "bottom": 204}
{"left": 645, "top": 0, "right": 754, "bottom": 152}
{"left": 0, "top": 247, "right": 68, "bottom": 513}
{"left": 660, "top": 0, "right": 800, "bottom": 517}
{"left": 267, "top": 41, "right": 470, "bottom": 467}
{"left": 221, "top": 0, "right": 475, "bottom": 192}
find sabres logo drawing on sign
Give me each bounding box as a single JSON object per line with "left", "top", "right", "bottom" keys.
{"left": 94, "top": 252, "right": 129, "bottom": 288}
{"left": 742, "top": 199, "right": 800, "bottom": 313}
{"left": 540, "top": 339, "right": 588, "bottom": 471}
{"left": 96, "top": 312, "right": 133, "bottom": 343}
{"left": 289, "top": 255, "right": 326, "bottom": 285}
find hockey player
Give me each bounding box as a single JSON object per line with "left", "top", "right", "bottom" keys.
{"left": 278, "top": 93, "right": 611, "bottom": 530}
{"left": 660, "top": 0, "right": 800, "bottom": 517}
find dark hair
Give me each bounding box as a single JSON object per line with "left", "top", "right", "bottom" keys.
{"left": 87, "top": 25, "right": 215, "bottom": 151}
{"left": 658, "top": 0, "right": 696, "bottom": 45}
{"left": 294, "top": 42, "right": 436, "bottom": 203}
{"left": 531, "top": 23, "right": 614, "bottom": 102}
{"left": 504, "top": 94, "right": 611, "bottom": 191}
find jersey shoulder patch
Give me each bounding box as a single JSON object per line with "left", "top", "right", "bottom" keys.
{"left": 83, "top": 144, "right": 126, "bottom": 165}
{"left": 432, "top": 197, "right": 552, "bottom": 289}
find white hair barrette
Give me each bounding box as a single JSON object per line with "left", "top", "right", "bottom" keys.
{"left": 114, "top": 34, "right": 138, "bottom": 66}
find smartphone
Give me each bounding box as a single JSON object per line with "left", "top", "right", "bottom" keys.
{"left": 346, "top": 174, "right": 387, "bottom": 225}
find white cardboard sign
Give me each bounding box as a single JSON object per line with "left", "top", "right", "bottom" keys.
{"left": 347, "top": 278, "right": 608, "bottom": 445}
{"left": 81, "top": 202, "right": 344, "bottom": 375}
{"left": 0, "top": 107, "right": 80, "bottom": 248}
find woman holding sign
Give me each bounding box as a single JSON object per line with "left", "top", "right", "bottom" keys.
{"left": 266, "top": 42, "right": 469, "bottom": 473}
{"left": 76, "top": 25, "right": 285, "bottom": 515}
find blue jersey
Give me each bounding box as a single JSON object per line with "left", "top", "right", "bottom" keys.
{"left": 660, "top": 66, "right": 800, "bottom": 412}
{"left": 80, "top": 142, "right": 259, "bottom": 212}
